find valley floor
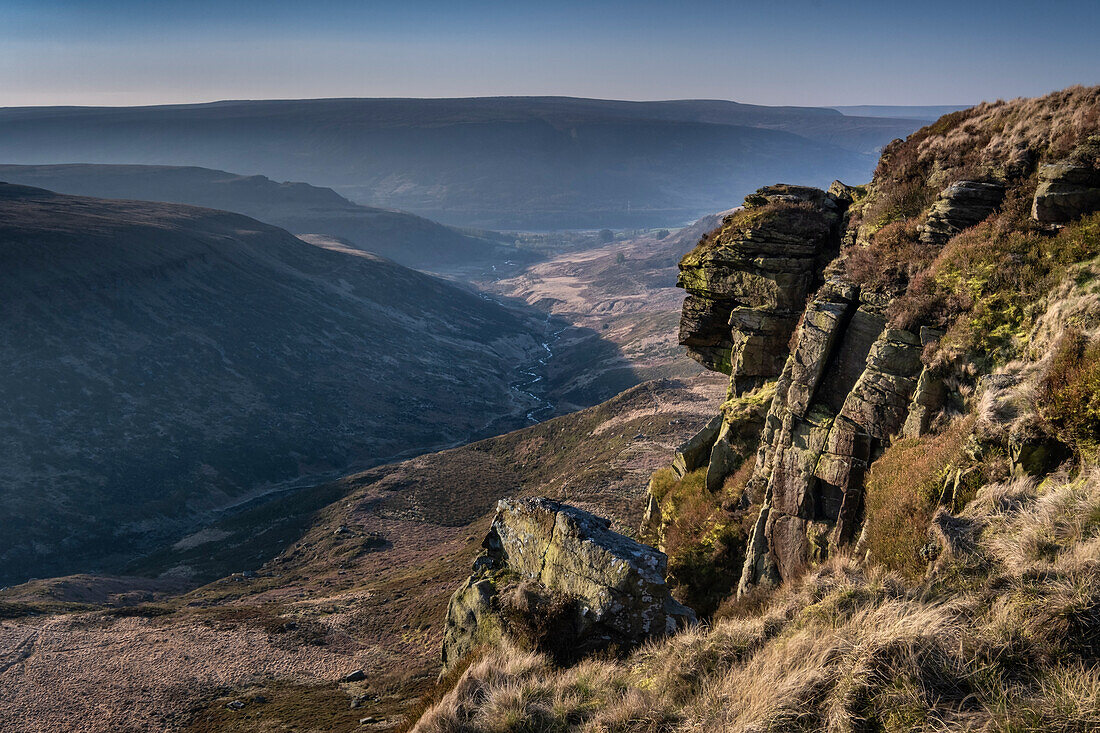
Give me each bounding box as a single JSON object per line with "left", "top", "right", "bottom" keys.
{"left": 0, "top": 374, "right": 726, "bottom": 733}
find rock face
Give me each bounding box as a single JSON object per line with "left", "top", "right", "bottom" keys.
{"left": 919, "top": 180, "right": 1005, "bottom": 245}
{"left": 736, "top": 281, "right": 924, "bottom": 591}
{"left": 442, "top": 498, "right": 695, "bottom": 668}
{"left": 663, "top": 101, "right": 1100, "bottom": 607}
{"left": 677, "top": 184, "right": 850, "bottom": 393}
{"left": 1032, "top": 163, "right": 1100, "bottom": 224}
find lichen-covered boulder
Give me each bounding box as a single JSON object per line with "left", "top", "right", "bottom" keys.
{"left": 442, "top": 498, "right": 695, "bottom": 669}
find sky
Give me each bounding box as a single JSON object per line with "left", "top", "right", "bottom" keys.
{"left": 2, "top": 0, "right": 1098, "bottom": 108}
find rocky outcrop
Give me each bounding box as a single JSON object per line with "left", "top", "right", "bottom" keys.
{"left": 677, "top": 184, "right": 850, "bottom": 393}
{"left": 671, "top": 414, "right": 723, "bottom": 477}
{"left": 736, "top": 281, "right": 924, "bottom": 592}
{"left": 442, "top": 498, "right": 694, "bottom": 668}
{"left": 1032, "top": 163, "right": 1100, "bottom": 224}
{"left": 671, "top": 181, "right": 938, "bottom": 598}
{"left": 919, "top": 180, "right": 1005, "bottom": 245}
{"left": 663, "top": 95, "right": 1100, "bottom": 609}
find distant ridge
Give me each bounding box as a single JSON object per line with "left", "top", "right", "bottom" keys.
{"left": 0, "top": 163, "right": 512, "bottom": 270}
{"left": 0, "top": 97, "right": 928, "bottom": 228}
{"left": 830, "top": 104, "right": 970, "bottom": 121}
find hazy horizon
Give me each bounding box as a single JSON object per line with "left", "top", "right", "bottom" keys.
{"left": 4, "top": 0, "right": 1097, "bottom": 108}
{"left": 0, "top": 94, "right": 975, "bottom": 112}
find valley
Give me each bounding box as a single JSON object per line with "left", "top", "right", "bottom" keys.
{"left": 0, "top": 373, "right": 727, "bottom": 733}
{"left": 2, "top": 83, "right": 1098, "bottom": 733}
{"left": 0, "top": 160, "right": 718, "bottom": 590}
{"left": 0, "top": 165, "right": 728, "bottom": 731}
{"left": 0, "top": 184, "right": 557, "bottom": 586}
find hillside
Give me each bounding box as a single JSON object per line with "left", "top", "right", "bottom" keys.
{"left": 0, "top": 97, "right": 927, "bottom": 228}
{"left": 0, "top": 164, "right": 514, "bottom": 270}
{"left": 408, "top": 86, "right": 1100, "bottom": 730}
{"left": 2, "top": 88, "right": 1097, "bottom": 733}
{"left": 0, "top": 374, "right": 726, "bottom": 732}
{"left": 0, "top": 184, "right": 546, "bottom": 585}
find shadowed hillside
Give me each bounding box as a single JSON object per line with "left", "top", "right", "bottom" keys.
{"left": 0, "top": 164, "right": 516, "bottom": 270}
{"left": 0, "top": 183, "right": 545, "bottom": 585}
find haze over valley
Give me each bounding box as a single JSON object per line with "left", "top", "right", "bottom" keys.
{"left": 0, "top": 97, "right": 927, "bottom": 229}
{"left": 2, "top": 1, "right": 1099, "bottom": 730}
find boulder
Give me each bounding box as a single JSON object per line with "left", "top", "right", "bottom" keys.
{"left": 919, "top": 180, "right": 1005, "bottom": 245}
{"left": 442, "top": 498, "right": 695, "bottom": 669}
{"left": 1032, "top": 162, "right": 1100, "bottom": 224}
{"left": 827, "top": 180, "right": 859, "bottom": 207}
{"left": 672, "top": 413, "right": 722, "bottom": 477}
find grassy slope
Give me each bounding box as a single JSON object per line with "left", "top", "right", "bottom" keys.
{"left": 414, "top": 469, "right": 1100, "bottom": 732}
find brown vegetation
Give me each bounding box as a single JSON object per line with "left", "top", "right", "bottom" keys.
{"left": 854, "top": 85, "right": 1100, "bottom": 236}
{"left": 1038, "top": 331, "right": 1100, "bottom": 460}
{"left": 890, "top": 212, "right": 1100, "bottom": 363}
{"left": 412, "top": 466, "right": 1100, "bottom": 733}
{"left": 861, "top": 417, "right": 980, "bottom": 578}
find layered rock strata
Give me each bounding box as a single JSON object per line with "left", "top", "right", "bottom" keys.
{"left": 919, "top": 180, "right": 1005, "bottom": 245}
{"left": 1032, "top": 163, "right": 1100, "bottom": 224}
{"left": 677, "top": 184, "right": 851, "bottom": 393}
{"left": 737, "top": 282, "right": 925, "bottom": 591}
{"left": 666, "top": 177, "right": 1012, "bottom": 598}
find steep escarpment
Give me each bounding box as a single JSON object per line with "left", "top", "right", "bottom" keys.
{"left": 659, "top": 85, "right": 1100, "bottom": 600}
{"left": 409, "top": 85, "right": 1100, "bottom": 733}
{"left": 0, "top": 184, "right": 541, "bottom": 585}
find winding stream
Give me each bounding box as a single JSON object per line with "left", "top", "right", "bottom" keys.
{"left": 473, "top": 290, "right": 568, "bottom": 425}
{"left": 513, "top": 312, "right": 569, "bottom": 422}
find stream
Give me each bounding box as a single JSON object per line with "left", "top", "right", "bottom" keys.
{"left": 473, "top": 291, "right": 568, "bottom": 425}
{"left": 513, "top": 312, "right": 570, "bottom": 423}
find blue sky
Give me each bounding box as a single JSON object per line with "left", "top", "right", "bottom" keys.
{"left": 2, "top": 0, "right": 1098, "bottom": 107}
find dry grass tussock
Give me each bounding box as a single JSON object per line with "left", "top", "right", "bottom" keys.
{"left": 857, "top": 85, "right": 1099, "bottom": 231}
{"left": 413, "top": 468, "right": 1100, "bottom": 733}
{"left": 918, "top": 86, "right": 1100, "bottom": 179}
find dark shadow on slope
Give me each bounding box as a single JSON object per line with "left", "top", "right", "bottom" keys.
{"left": 0, "top": 185, "right": 636, "bottom": 587}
